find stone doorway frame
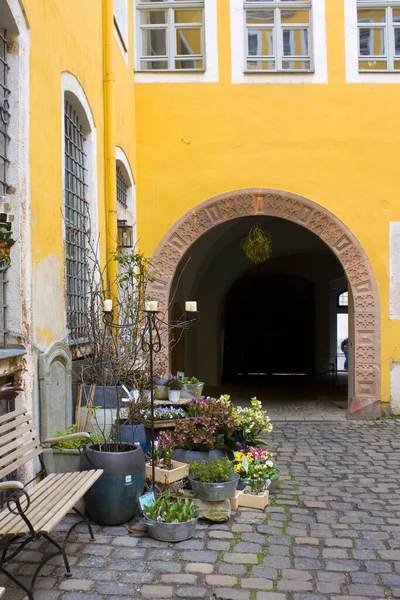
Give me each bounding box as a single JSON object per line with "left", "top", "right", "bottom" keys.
{"left": 150, "top": 189, "right": 380, "bottom": 419}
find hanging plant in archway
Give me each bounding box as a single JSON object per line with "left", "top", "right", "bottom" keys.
{"left": 241, "top": 224, "right": 272, "bottom": 264}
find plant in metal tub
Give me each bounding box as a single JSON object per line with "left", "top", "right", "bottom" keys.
{"left": 188, "top": 457, "right": 240, "bottom": 501}
{"left": 143, "top": 490, "right": 199, "bottom": 542}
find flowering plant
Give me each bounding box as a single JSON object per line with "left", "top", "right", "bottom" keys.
{"left": 166, "top": 375, "right": 183, "bottom": 390}
{"left": 168, "top": 395, "right": 238, "bottom": 450}
{"left": 150, "top": 431, "right": 174, "bottom": 470}
{"left": 233, "top": 446, "right": 278, "bottom": 494}
{"left": 143, "top": 406, "right": 187, "bottom": 421}
{"left": 161, "top": 395, "right": 273, "bottom": 452}
{"left": 234, "top": 397, "right": 273, "bottom": 446}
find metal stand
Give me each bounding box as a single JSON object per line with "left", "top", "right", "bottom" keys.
{"left": 141, "top": 311, "right": 161, "bottom": 491}
{"left": 103, "top": 305, "right": 199, "bottom": 492}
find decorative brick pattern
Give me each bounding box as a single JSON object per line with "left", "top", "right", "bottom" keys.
{"left": 149, "top": 189, "right": 381, "bottom": 418}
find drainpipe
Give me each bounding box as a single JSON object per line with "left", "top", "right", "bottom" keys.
{"left": 103, "top": 0, "right": 118, "bottom": 295}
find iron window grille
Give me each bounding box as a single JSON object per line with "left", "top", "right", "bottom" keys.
{"left": 357, "top": 1, "right": 400, "bottom": 71}
{"left": 116, "top": 165, "right": 128, "bottom": 208}
{"left": 0, "top": 30, "right": 10, "bottom": 196}
{"left": 137, "top": 0, "right": 205, "bottom": 71}
{"left": 64, "top": 101, "right": 88, "bottom": 341}
{"left": 244, "top": 0, "right": 313, "bottom": 73}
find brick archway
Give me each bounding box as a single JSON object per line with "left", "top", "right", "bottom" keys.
{"left": 150, "top": 189, "right": 380, "bottom": 419}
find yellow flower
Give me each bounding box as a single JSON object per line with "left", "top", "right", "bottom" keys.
{"left": 234, "top": 452, "right": 244, "bottom": 461}
{"left": 246, "top": 453, "right": 253, "bottom": 463}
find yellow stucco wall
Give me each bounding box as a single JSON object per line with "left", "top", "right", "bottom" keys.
{"left": 24, "top": 0, "right": 136, "bottom": 348}
{"left": 21, "top": 0, "right": 399, "bottom": 402}
{"left": 133, "top": 0, "right": 399, "bottom": 403}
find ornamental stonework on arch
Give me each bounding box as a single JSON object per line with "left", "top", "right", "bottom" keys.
{"left": 150, "top": 189, "right": 381, "bottom": 419}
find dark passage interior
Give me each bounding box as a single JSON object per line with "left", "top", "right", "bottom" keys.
{"left": 171, "top": 215, "right": 349, "bottom": 403}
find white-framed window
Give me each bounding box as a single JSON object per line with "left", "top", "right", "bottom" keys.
{"left": 230, "top": 0, "right": 326, "bottom": 84}
{"left": 136, "top": 0, "right": 205, "bottom": 72}
{"left": 244, "top": 0, "right": 313, "bottom": 73}
{"left": 357, "top": 1, "right": 400, "bottom": 72}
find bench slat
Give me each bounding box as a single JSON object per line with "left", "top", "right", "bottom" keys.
{"left": 0, "top": 470, "right": 102, "bottom": 535}
{"left": 0, "top": 430, "right": 40, "bottom": 464}
{"left": 0, "top": 473, "right": 62, "bottom": 530}
{"left": 0, "top": 409, "right": 27, "bottom": 426}
{"left": 0, "top": 413, "right": 33, "bottom": 437}
{"left": 0, "top": 447, "right": 43, "bottom": 480}
{"left": 0, "top": 422, "right": 38, "bottom": 448}
{"left": 40, "top": 470, "right": 102, "bottom": 533}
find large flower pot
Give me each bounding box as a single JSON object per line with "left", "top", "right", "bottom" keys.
{"left": 116, "top": 422, "right": 147, "bottom": 445}
{"left": 189, "top": 473, "right": 240, "bottom": 501}
{"left": 172, "top": 448, "right": 228, "bottom": 465}
{"left": 79, "top": 444, "right": 145, "bottom": 525}
{"left": 144, "top": 512, "right": 199, "bottom": 542}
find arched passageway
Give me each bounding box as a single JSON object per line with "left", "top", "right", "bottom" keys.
{"left": 150, "top": 190, "right": 380, "bottom": 419}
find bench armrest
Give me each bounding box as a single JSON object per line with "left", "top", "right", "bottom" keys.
{"left": 42, "top": 432, "right": 91, "bottom": 444}
{"left": 0, "top": 481, "right": 24, "bottom": 491}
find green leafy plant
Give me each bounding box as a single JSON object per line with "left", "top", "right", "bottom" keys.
{"left": 50, "top": 426, "right": 103, "bottom": 450}
{"left": 144, "top": 489, "right": 198, "bottom": 523}
{"left": 189, "top": 457, "right": 234, "bottom": 483}
{"left": 181, "top": 376, "right": 200, "bottom": 384}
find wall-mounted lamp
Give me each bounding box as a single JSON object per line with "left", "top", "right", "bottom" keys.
{"left": 117, "top": 220, "right": 134, "bottom": 248}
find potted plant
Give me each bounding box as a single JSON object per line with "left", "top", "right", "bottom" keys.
{"left": 145, "top": 433, "right": 189, "bottom": 484}
{"left": 189, "top": 457, "right": 240, "bottom": 501}
{"left": 180, "top": 376, "right": 204, "bottom": 399}
{"left": 143, "top": 489, "right": 199, "bottom": 542}
{"left": 42, "top": 425, "right": 101, "bottom": 474}
{"left": 143, "top": 406, "right": 188, "bottom": 442}
{"left": 73, "top": 247, "right": 154, "bottom": 525}
{"left": 116, "top": 377, "right": 151, "bottom": 447}
{"left": 233, "top": 447, "right": 277, "bottom": 490}
{"left": 167, "top": 375, "right": 183, "bottom": 402}
{"left": 231, "top": 447, "right": 276, "bottom": 510}
{"left": 168, "top": 395, "right": 237, "bottom": 464}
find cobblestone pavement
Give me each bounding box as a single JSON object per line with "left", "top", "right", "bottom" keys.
{"left": 2, "top": 420, "right": 400, "bottom": 600}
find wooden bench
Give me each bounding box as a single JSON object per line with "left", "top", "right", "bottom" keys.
{"left": 0, "top": 408, "right": 103, "bottom": 600}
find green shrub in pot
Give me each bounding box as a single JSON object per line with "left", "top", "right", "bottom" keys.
{"left": 189, "top": 457, "right": 239, "bottom": 502}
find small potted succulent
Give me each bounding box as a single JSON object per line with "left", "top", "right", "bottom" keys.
{"left": 189, "top": 457, "right": 239, "bottom": 501}
{"left": 145, "top": 433, "right": 189, "bottom": 484}
{"left": 167, "top": 375, "right": 183, "bottom": 403}
{"left": 143, "top": 489, "right": 199, "bottom": 542}
{"left": 180, "top": 376, "right": 204, "bottom": 399}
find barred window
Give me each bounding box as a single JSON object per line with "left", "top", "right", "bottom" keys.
{"left": 244, "top": 0, "right": 313, "bottom": 72}
{"left": 137, "top": 0, "right": 205, "bottom": 71}
{"left": 64, "top": 101, "right": 88, "bottom": 341}
{"left": 357, "top": 1, "right": 400, "bottom": 71}
{"left": 116, "top": 165, "right": 128, "bottom": 207}
{"left": 0, "top": 30, "right": 10, "bottom": 195}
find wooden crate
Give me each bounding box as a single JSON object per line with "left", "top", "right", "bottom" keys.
{"left": 145, "top": 460, "right": 189, "bottom": 484}
{"left": 238, "top": 489, "right": 269, "bottom": 510}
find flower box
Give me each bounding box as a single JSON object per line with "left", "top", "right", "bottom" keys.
{"left": 145, "top": 460, "right": 189, "bottom": 484}
{"left": 230, "top": 490, "right": 241, "bottom": 511}
{"left": 238, "top": 489, "right": 269, "bottom": 510}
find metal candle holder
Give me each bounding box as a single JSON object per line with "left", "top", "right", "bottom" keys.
{"left": 102, "top": 304, "right": 199, "bottom": 491}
